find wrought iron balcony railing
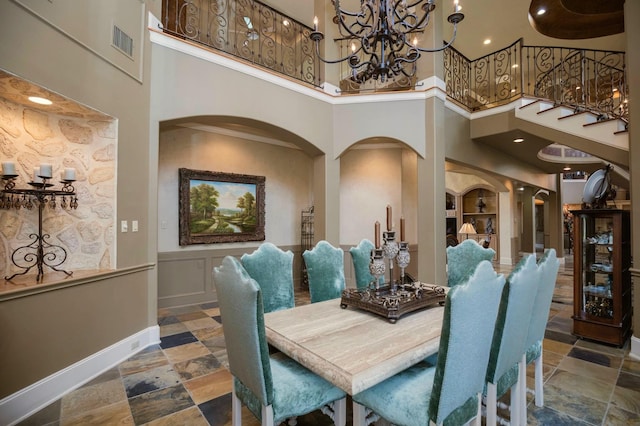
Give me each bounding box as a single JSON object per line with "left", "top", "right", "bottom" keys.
{"left": 161, "top": 0, "right": 320, "bottom": 87}
{"left": 444, "top": 38, "right": 628, "bottom": 123}
{"left": 159, "top": 2, "right": 627, "bottom": 124}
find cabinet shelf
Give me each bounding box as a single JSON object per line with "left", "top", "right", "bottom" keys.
{"left": 571, "top": 209, "right": 631, "bottom": 346}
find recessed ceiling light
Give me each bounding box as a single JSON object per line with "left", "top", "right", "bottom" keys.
{"left": 563, "top": 166, "right": 572, "bottom": 171}
{"left": 513, "top": 138, "right": 524, "bottom": 143}
{"left": 537, "top": 8, "right": 546, "bottom": 16}
{"left": 483, "top": 39, "right": 491, "bottom": 45}
{"left": 28, "top": 96, "right": 52, "bottom": 105}
{"left": 512, "top": 64, "right": 519, "bottom": 68}
{"left": 511, "top": 89, "right": 516, "bottom": 93}
{"left": 518, "top": 186, "right": 525, "bottom": 191}
{"left": 282, "top": 19, "right": 290, "bottom": 27}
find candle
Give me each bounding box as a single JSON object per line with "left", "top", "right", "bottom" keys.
{"left": 39, "top": 163, "right": 52, "bottom": 178}
{"left": 313, "top": 16, "right": 318, "bottom": 31}
{"left": 386, "top": 205, "right": 391, "bottom": 231}
{"left": 33, "top": 167, "right": 43, "bottom": 183}
{"left": 2, "top": 161, "right": 16, "bottom": 175}
{"left": 400, "top": 216, "right": 405, "bottom": 242}
{"left": 62, "top": 167, "right": 76, "bottom": 181}
{"left": 375, "top": 221, "right": 380, "bottom": 249}
{"left": 454, "top": 0, "right": 459, "bottom": 12}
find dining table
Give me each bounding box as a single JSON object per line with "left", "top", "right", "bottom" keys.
{"left": 263, "top": 294, "right": 445, "bottom": 395}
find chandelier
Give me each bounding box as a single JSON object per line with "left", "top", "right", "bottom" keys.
{"left": 310, "top": 0, "right": 464, "bottom": 84}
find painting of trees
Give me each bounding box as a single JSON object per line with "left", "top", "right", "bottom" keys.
{"left": 179, "top": 168, "right": 265, "bottom": 244}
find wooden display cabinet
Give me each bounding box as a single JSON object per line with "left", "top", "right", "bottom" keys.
{"left": 571, "top": 209, "right": 631, "bottom": 346}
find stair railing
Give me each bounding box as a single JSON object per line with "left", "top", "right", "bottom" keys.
{"left": 444, "top": 39, "right": 628, "bottom": 124}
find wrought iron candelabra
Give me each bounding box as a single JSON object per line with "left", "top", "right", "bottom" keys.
{"left": 383, "top": 230, "right": 400, "bottom": 292}
{"left": 1, "top": 174, "right": 78, "bottom": 282}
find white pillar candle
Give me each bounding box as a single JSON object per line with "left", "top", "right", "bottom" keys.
{"left": 2, "top": 161, "right": 16, "bottom": 175}
{"left": 62, "top": 167, "right": 76, "bottom": 181}
{"left": 39, "top": 163, "right": 52, "bottom": 178}
{"left": 33, "top": 167, "right": 43, "bottom": 183}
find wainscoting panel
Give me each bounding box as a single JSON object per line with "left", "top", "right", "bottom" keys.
{"left": 158, "top": 245, "right": 302, "bottom": 308}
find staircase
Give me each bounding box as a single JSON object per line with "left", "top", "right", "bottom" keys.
{"left": 516, "top": 98, "right": 628, "bottom": 152}
{"left": 515, "top": 97, "right": 629, "bottom": 179}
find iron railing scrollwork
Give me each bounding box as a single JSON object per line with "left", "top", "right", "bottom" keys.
{"left": 444, "top": 39, "right": 628, "bottom": 124}
{"left": 159, "top": 2, "right": 627, "bottom": 122}
{"left": 162, "top": 0, "right": 320, "bottom": 87}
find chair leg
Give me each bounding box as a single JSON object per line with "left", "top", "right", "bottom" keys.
{"left": 519, "top": 354, "right": 527, "bottom": 425}
{"left": 334, "top": 398, "right": 347, "bottom": 426}
{"left": 534, "top": 352, "right": 544, "bottom": 407}
{"left": 353, "top": 402, "right": 368, "bottom": 426}
{"left": 486, "top": 382, "right": 497, "bottom": 426}
{"left": 474, "top": 392, "right": 482, "bottom": 426}
{"left": 232, "top": 383, "right": 242, "bottom": 426}
{"left": 261, "top": 405, "right": 275, "bottom": 426}
{"left": 509, "top": 381, "right": 520, "bottom": 426}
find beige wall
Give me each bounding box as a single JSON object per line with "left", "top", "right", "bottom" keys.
{"left": 158, "top": 127, "right": 314, "bottom": 251}
{"left": 340, "top": 147, "right": 406, "bottom": 244}
{"left": 0, "top": 0, "right": 155, "bottom": 399}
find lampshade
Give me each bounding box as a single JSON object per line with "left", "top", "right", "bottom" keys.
{"left": 458, "top": 222, "right": 476, "bottom": 235}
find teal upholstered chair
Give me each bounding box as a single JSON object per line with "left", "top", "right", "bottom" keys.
{"left": 303, "top": 240, "right": 346, "bottom": 303}
{"left": 213, "top": 256, "right": 347, "bottom": 426}
{"left": 516, "top": 249, "right": 560, "bottom": 423}
{"left": 483, "top": 254, "right": 540, "bottom": 426}
{"left": 241, "top": 243, "right": 295, "bottom": 313}
{"left": 352, "top": 261, "right": 505, "bottom": 426}
{"left": 349, "top": 239, "right": 380, "bottom": 291}
{"left": 446, "top": 239, "right": 496, "bottom": 287}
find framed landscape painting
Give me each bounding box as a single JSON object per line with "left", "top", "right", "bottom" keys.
{"left": 179, "top": 168, "right": 265, "bottom": 245}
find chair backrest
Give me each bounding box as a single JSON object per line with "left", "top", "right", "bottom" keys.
{"left": 446, "top": 239, "right": 496, "bottom": 287}
{"left": 525, "top": 249, "right": 560, "bottom": 349}
{"left": 303, "top": 240, "right": 345, "bottom": 303}
{"left": 241, "top": 242, "right": 295, "bottom": 313}
{"left": 486, "top": 254, "right": 540, "bottom": 386}
{"left": 349, "top": 238, "right": 377, "bottom": 291}
{"left": 429, "top": 260, "right": 505, "bottom": 424}
{"left": 213, "top": 256, "right": 273, "bottom": 406}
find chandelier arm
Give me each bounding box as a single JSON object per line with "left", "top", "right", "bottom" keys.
{"left": 313, "top": 41, "right": 360, "bottom": 65}
{"left": 410, "top": 25, "right": 459, "bottom": 53}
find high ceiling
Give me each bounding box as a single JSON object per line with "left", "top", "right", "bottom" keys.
{"left": 264, "top": 0, "right": 626, "bottom": 59}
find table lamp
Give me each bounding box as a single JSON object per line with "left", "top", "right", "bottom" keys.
{"left": 458, "top": 222, "right": 476, "bottom": 240}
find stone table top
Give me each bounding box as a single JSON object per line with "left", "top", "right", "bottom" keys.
{"left": 264, "top": 297, "right": 444, "bottom": 395}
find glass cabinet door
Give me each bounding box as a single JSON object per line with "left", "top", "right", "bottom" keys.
{"left": 572, "top": 209, "right": 631, "bottom": 346}
{"left": 578, "top": 213, "right": 615, "bottom": 319}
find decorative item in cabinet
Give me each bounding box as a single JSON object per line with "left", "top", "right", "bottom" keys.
{"left": 460, "top": 187, "right": 498, "bottom": 259}
{"left": 300, "top": 206, "right": 314, "bottom": 289}
{"left": 571, "top": 209, "right": 631, "bottom": 346}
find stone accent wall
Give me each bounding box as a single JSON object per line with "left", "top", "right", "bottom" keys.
{"left": 0, "top": 97, "right": 116, "bottom": 278}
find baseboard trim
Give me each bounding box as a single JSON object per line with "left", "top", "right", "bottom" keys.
{"left": 0, "top": 326, "right": 160, "bottom": 426}
{"left": 630, "top": 335, "right": 640, "bottom": 360}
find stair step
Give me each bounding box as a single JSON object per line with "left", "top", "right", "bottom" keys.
{"left": 557, "top": 110, "right": 598, "bottom": 125}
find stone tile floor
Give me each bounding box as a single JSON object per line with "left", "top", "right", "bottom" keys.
{"left": 18, "top": 256, "right": 640, "bottom": 425}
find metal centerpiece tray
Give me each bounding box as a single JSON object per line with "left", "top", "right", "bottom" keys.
{"left": 340, "top": 282, "right": 446, "bottom": 323}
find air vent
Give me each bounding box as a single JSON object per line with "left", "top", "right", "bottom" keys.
{"left": 112, "top": 24, "right": 134, "bottom": 58}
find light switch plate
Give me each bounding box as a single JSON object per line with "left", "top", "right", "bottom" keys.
{"left": 132, "top": 220, "right": 139, "bottom": 232}
{"left": 121, "top": 220, "right": 128, "bottom": 233}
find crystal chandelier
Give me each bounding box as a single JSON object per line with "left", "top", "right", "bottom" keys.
{"left": 310, "top": 0, "right": 464, "bottom": 84}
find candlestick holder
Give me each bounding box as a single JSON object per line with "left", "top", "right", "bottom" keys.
{"left": 397, "top": 242, "right": 411, "bottom": 284}
{"left": 383, "top": 231, "right": 400, "bottom": 292}
{"left": 2, "top": 174, "right": 79, "bottom": 282}
{"left": 369, "top": 248, "right": 385, "bottom": 294}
